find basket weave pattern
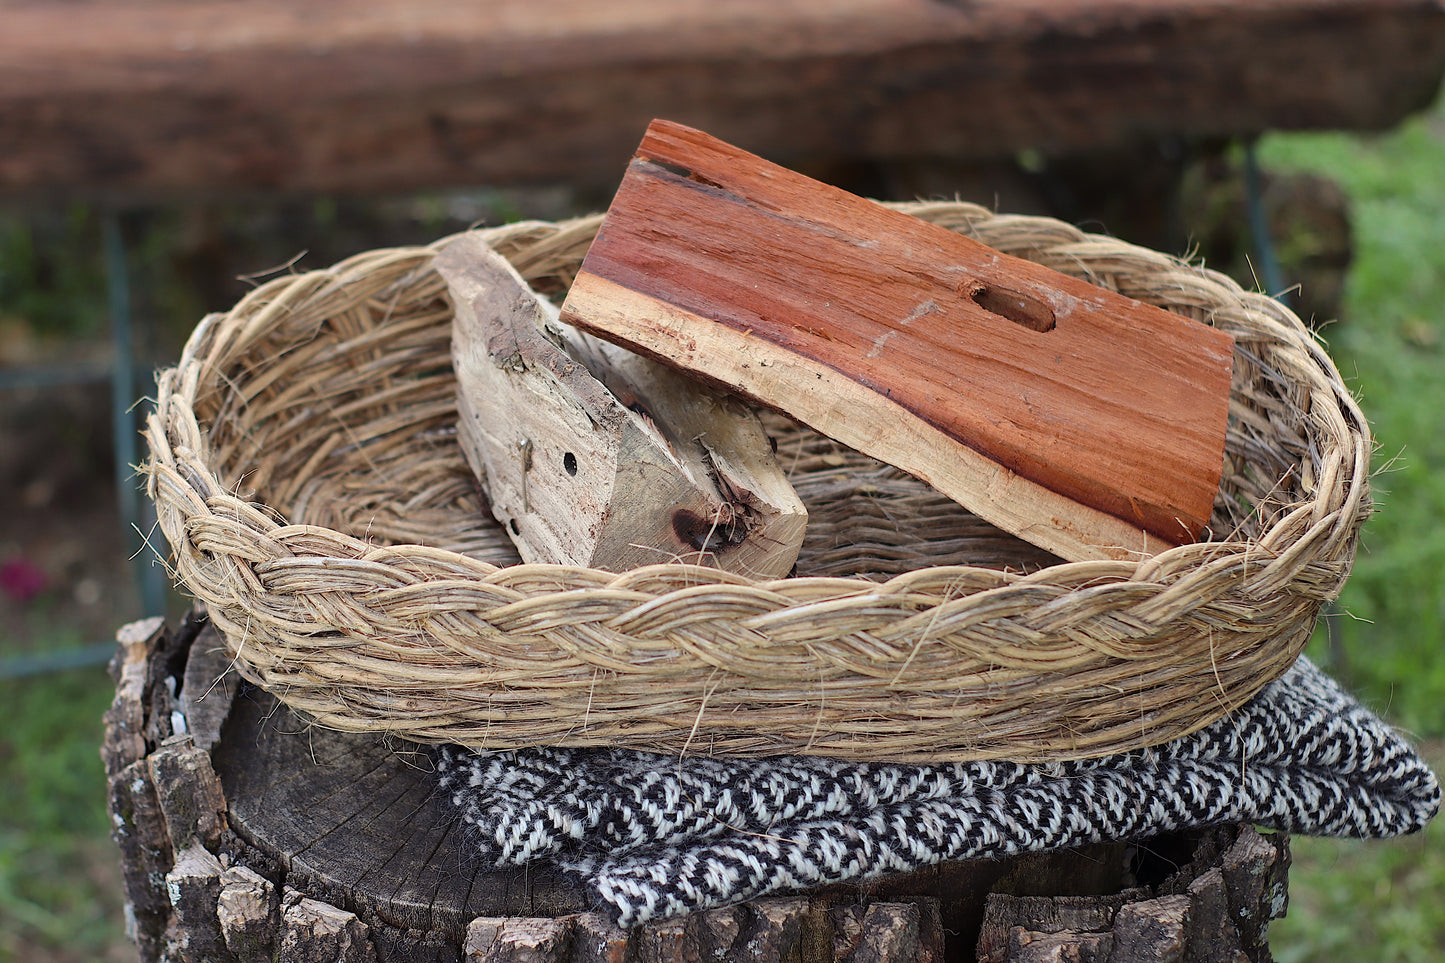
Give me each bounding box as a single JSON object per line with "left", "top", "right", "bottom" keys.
{"left": 144, "top": 203, "right": 1370, "bottom": 761}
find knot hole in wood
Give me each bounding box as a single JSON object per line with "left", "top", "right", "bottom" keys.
{"left": 672, "top": 507, "right": 750, "bottom": 554}
{"left": 967, "top": 281, "right": 1056, "bottom": 332}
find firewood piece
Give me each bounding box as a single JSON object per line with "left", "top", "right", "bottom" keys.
{"left": 441, "top": 233, "right": 806, "bottom": 576}
{"left": 737, "top": 898, "right": 832, "bottom": 963}
{"left": 627, "top": 905, "right": 748, "bottom": 963}
{"left": 570, "top": 913, "right": 630, "bottom": 963}
{"left": 683, "top": 906, "right": 749, "bottom": 962}
{"left": 1219, "top": 827, "right": 1290, "bottom": 956}
{"left": 560, "top": 120, "right": 1237, "bottom": 562}
{"left": 108, "top": 758, "right": 173, "bottom": 961}
{"left": 102, "top": 616, "right": 165, "bottom": 776}
{"left": 831, "top": 903, "right": 923, "bottom": 963}
{"left": 914, "top": 898, "right": 946, "bottom": 963}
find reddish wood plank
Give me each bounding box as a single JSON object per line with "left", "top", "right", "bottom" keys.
{"left": 561, "top": 121, "right": 1236, "bottom": 561}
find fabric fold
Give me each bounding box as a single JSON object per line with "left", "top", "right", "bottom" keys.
{"left": 435, "top": 657, "right": 1439, "bottom": 927}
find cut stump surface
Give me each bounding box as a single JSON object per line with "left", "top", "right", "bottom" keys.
{"left": 105, "top": 614, "right": 1290, "bottom": 961}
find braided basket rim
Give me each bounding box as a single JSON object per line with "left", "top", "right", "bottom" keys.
{"left": 143, "top": 201, "right": 1372, "bottom": 762}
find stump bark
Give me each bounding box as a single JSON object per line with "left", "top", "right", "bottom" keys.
{"left": 105, "top": 614, "right": 1290, "bottom": 962}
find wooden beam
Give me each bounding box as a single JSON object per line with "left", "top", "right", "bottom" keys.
{"left": 4, "top": 0, "right": 1444, "bottom": 198}
{"left": 560, "top": 121, "right": 1236, "bottom": 562}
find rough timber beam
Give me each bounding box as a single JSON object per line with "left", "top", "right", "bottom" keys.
{"left": 4, "top": 0, "right": 1445, "bottom": 199}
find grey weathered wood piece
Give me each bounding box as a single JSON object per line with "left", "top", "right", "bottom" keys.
{"left": 440, "top": 232, "right": 806, "bottom": 576}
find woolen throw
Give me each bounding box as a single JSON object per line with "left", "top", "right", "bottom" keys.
{"left": 435, "top": 657, "right": 1439, "bottom": 927}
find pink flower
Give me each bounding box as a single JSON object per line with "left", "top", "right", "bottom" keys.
{"left": 0, "top": 557, "right": 48, "bottom": 603}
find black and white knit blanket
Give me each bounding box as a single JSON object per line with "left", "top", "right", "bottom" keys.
{"left": 434, "top": 657, "right": 1440, "bottom": 927}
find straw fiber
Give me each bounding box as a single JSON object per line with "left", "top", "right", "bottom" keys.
{"left": 144, "top": 203, "right": 1370, "bottom": 762}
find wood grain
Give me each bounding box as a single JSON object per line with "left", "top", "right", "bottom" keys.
{"left": 4, "top": 1, "right": 1444, "bottom": 197}
{"left": 214, "top": 688, "right": 592, "bottom": 935}
{"left": 442, "top": 233, "right": 806, "bottom": 576}
{"left": 106, "top": 616, "right": 1291, "bottom": 960}
{"left": 561, "top": 121, "right": 1236, "bottom": 561}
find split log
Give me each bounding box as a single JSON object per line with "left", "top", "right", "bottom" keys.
{"left": 561, "top": 121, "right": 1235, "bottom": 562}
{"left": 6, "top": 1, "right": 1445, "bottom": 198}
{"left": 441, "top": 233, "right": 806, "bottom": 576}
{"left": 106, "top": 614, "right": 1291, "bottom": 961}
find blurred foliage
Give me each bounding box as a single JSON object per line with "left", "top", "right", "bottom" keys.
{"left": 1, "top": 189, "right": 583, "bottom": 368}
{"left": 1260, "top": 95, "right": 1445, "bottom": 738}
{"left": 1257, "top": 95, "right": 1445, "bottom": 961}
{"left": 0, "top": 206, "right": 108, "bottom": 342}
{"left": 0, "top": 653, "right": 128, "bottom": 963}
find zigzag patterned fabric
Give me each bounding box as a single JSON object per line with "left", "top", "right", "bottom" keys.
{"left": 435, "top": 657, "right": 1440, "bottom": 927}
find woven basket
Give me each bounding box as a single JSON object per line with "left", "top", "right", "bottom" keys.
{"left": 144, "top": 202, "right": 1370, "bottom": 762}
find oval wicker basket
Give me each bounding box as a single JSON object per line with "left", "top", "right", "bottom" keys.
{"left": 144, "top": 202, "right": 1370, "bottom": 762}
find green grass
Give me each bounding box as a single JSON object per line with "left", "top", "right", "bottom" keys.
{"left": 1259, "top": 97, "right": 1445, "bottom": 736}
{"left": 0, "top": 661, "right": 131, "bottom": 963}
{"left": 1257, "top": 97, "right": 1445, "bottom": 960}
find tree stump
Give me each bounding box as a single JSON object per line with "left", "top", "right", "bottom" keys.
{"left": 104, "top": 614, "right": 1291, "bottom": 962}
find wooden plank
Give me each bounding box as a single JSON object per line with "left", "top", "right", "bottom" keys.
{"left": 3, "top": 0, "right": 1444, "bottom": 197}
{"left": 560, "top": 121, "right": 1235, "bottom": 562}
{"left": 441, "top": 233, "right": 806, "bottom": 576}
